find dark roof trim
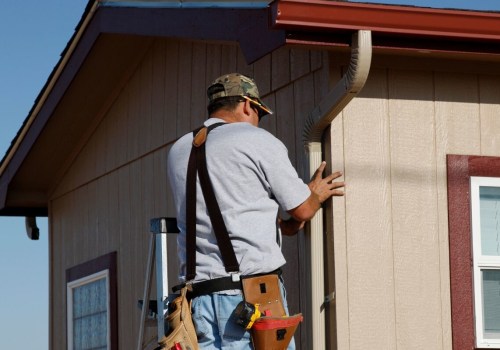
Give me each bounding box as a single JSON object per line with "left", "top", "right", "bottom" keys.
{"left": 271, "top": 0, "right": 500, "bottom": 55}
{"left": 97, "top": 6, "right": 285, "bottom": 62}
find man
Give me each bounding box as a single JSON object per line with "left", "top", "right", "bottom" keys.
{"left": 167, "top": 73, "right": 344, "bottom": 349}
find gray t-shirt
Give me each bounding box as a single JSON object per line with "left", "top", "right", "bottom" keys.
{"left": 167, "top": 118, "right": 311, "bottom": 282}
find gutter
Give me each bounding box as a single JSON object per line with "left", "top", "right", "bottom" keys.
{"left": 303, "top": 30, "right": 372, "bottom": 349}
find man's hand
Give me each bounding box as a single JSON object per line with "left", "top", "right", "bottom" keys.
{"left": 308, "top": 161, "right": 345, "bottom": 206}
{"left": 287, "top": 161, "right": 345, "bottom": 223}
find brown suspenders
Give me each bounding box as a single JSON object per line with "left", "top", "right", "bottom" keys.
{"left": 185, "top": 122, "right": 239, "bottom": 281}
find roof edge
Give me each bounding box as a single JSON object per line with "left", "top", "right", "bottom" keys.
{"left": 100, "top": 0, "right": 270, "bottom": 8}
{"left": 271, "top": 0, "right": 500, "bottom": 41}
{"left": 0, "top": 0, "right": 100, "bottom": 177}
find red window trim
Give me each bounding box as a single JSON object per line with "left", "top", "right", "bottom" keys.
{"left": 66, "top": 251, "right": 118, "bottom": 350}
{"left": 447, "top": 155, "right": 500, "bottom": 350}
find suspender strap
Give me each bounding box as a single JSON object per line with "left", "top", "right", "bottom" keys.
{"left": 185, "top": 122, "right": 239, "bottom": 281}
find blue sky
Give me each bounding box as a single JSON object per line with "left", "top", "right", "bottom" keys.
{"left": 0, "top": 1, "right": 88, "bottom": 348}
{"left": 0, "top": 0, "right": 499, "bottom": 349}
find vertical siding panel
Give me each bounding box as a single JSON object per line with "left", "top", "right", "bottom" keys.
{"left": 93, "top": 118, "right": 107, "bottom": 177}
{"left": 107, "top": 171, "right": 121, "bottom": 251}
{"left": 130, "top": 159, "right": 145, "bottom": 343}
{"left": 435, "top": 72, "right": 480, "bottom": 155}
{"left": 139, "top": 48, "right": 154, "bottom": 155}
{"left": 311, "top": 49, "right": 323, "bottom": 72}
{"left": 76, "top": 186, "right": 89, "bottom": 265}
{"left": 97, "top": 177, "right": 111, "bottom": 255}
{"left": 313, "top": 52, "right": 329, "bottom": 107}
{"left": 272, "top": 47, "right": 290, "bottom": 91}
{"left": 206, "top": 44, "right": 222, "bottom": 87}
{"left": 87, "top": 180, "right": 100, "bottom": 256}
{"left": 164, "top": 40, "right": 179, "bottom": 143}
{"left": 293, "top": 74, "right": 315, "bottom": 178}
{"left": 176, "top": 41, "right": 193, "bottom": 137}
{"left": 343, "top": 68, "right": 396, "bottom": 350}
{"left": 220, "top": 44, "right": 238, "bottom": 73}
{"left": 275, "top": 84, "right": 296, "bottom": 164}
{"left": 290, "top": 48, "right": 310, "bottom": 81}
{"left": 152, "top": 39, "right": 166, "bottom": 150}
{"left": 388, "top": 69, "right": 442, "bottom": 350}
{"left": 118, "top": 166, "right": 134, "bottom": 347}
{"left": 127, "top": 69, "right": 142, "bottom": 161}
{"left": 191, "top": 43, "right": 208, "bottom": 128}
{"left": 479, "top": 75, "right": 500, "bottom": 155}
{"left": 435, "top": 71, "right": 480, "bottom": 350}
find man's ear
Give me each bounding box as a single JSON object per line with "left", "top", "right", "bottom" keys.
{"left": 242, "top": 99, "right": 253, "bottom": 116}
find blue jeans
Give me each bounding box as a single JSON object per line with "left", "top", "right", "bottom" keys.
{"left": 191, "top": 280, "right": 296, "bottom": 349}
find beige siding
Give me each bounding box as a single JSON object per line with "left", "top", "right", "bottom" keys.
{"left": 48, "top": 34, "right": 500, "bottom": 350}
{"left": 330, "top": 55, "right": 500, "bottom": 350}
{"left": 48, "top": 39, "right": 329, "bottom": 350}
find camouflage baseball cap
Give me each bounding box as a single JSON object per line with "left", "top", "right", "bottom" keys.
{"left": 207, "top": 73, "right": 273, "bottom": 118}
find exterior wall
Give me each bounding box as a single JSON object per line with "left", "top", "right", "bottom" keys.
{"left": 328, "top": 52, "right": 500, "bottom": 350}
{"left": 48, "top": 38, "right": 330, "bottom": 349}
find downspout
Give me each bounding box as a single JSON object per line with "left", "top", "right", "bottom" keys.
{"left": 303, "top": 30, "right": 372, "bottom": 349}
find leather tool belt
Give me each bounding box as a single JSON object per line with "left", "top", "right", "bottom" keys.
{"left": 172, "top": 269, "right": 282, "bottom": 299}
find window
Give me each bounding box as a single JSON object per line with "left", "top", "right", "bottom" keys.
{"left": 66, "top": 252, "right": 117, "bottom": 350}
{"left": 471, "top": 177, "right": 500, "bottom": 348}
{"left": 447, "top": 155, "right": 500, "bottom": 350}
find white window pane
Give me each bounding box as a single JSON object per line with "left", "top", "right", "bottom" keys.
{"left": 483, "top": 269, "right": 500, "bottom": 339}
{"left": 479, "top": 186, "right": 500, "bottom": 256}
{"left": 72, "top": 277, "right": 108, "bottom": 350}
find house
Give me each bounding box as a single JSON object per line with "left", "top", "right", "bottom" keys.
{"left": 1, "top": 0, "right": 500, "bottom": 349}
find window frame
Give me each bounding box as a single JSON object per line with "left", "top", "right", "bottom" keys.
{"left": 66, "top": 252, "right": 118, "bottom": 350}
{"left": 470, "top": 176, "right": 500, "bottom": 348}
{"left": 447, "top": 155, "right": 500, "bottom": 350}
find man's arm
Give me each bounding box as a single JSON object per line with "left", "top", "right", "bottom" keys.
{"left": 282, "top": 162, "right": 345, "bottom": 234}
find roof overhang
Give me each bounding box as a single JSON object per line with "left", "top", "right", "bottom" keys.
{"left": 0, "top": 2, "right": 286, "bottom": 217}
{"left": 1, "top": 0, "right": 500, "bottom": 216}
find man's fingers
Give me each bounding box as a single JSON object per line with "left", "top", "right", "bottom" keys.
{"left": 324, "top": 171, "right": 343, "bottom": 183}
{"left": 330, "top": 181, "right": 345, "bottom": 190}
{"left": 312, "top": 161, "right": 327, "bottom": 181}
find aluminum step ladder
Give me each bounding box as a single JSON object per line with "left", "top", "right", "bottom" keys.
{"left": 137, "top": 217, "right": 179, "bottom": 350}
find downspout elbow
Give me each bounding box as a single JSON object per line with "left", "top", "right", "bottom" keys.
{"left": 304, "top": 30, "right": 372, "bottom": 145}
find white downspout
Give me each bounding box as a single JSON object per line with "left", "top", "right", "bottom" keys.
{"left": 304, "top": 30, "right": 372, "bottom": 349}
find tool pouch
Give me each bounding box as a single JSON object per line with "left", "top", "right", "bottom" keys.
{"left": 251, "top": 314, "right": 303, "bottom": 350}
{"left": 158, "top": 287, "right": 199, "bottom": 350}
{"left": 242, "top": 274, "right": 303, "bottom": 350}
{"left": 242, "top": 274, "right": 286, "bottom": 317}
